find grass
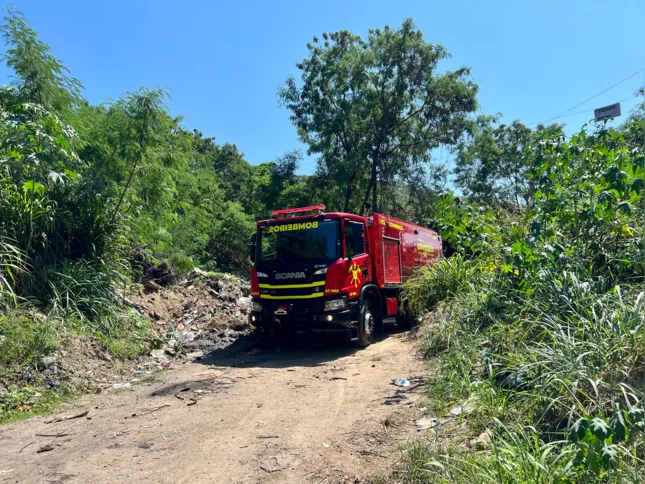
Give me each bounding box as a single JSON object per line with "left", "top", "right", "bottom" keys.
{"left": 394, "top": 258, "right": 645, "bottom": 483}
{"left": 0, "top": 306, "right": 155, "bottom": 423}
{"left": 0, "top": 385, "right": 71, "bottom": 424}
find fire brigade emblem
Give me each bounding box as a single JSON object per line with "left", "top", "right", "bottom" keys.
{"left": 349, "top": 261, "right": 361, "bottom": 288}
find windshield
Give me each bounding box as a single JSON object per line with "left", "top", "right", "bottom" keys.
{"left": 258, "top": 219, "right": 339, "bottom": 263}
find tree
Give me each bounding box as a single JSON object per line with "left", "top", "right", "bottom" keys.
{"left": 0, "top": 10, "right": 83, "bottom": 116}
{"left": 454, "top": 118, "right": 560, "bottom": 210}
{"left": 279, "top": 19, "right": 478, "bottom": 213}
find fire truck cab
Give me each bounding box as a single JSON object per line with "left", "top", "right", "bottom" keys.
{"left": 248, "top": 205, "right": 442, "bottom": 347}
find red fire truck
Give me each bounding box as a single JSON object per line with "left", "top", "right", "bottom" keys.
{"left": 248, "top": 205, "right": 442, "bottom": 347}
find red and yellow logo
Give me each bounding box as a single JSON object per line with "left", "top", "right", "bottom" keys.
{"left": 349, "top": 261, "right": 361, "bottom": 288}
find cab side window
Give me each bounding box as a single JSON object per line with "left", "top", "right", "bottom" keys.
{"left": 344, "top": 221, "right": 365, "bottom": 258}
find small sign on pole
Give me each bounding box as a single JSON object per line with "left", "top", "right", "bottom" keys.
{"left": 594, "top": 102, "right": 621, "bottom": 122}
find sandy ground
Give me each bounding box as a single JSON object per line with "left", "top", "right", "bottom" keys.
{"left": 0, "top": 330, "right": 426, "bottom": 484}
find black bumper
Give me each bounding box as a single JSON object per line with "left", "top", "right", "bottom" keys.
{"left": 248, "top": 302, "right": 356, "bottom": 331}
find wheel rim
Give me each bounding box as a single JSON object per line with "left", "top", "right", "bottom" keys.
{"left": 363, "top": 308, "right": 374, "bottom": 339}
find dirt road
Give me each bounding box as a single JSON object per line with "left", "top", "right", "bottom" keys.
{"left": 0, "top": 331, "right": 426, "bottom": 483}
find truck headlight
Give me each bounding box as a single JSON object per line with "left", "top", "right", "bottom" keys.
{"left": 251, "top": 300, "right": 263, "bottom": 312}
{"left": 324, "top": 297, "right": 346, "bottom": 312}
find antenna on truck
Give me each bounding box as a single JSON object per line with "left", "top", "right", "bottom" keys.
{"left": 271, "top": 205, "right": 326, "bottom": 219}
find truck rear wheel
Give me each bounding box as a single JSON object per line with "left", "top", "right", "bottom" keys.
{"left": 356, "top": 299, "right": 375, "bottom": 347}
{"left": 396, "top": 302, "right": 417, "bottom": 330}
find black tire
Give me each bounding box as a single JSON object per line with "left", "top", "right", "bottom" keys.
{"left": 396, "top": 302, "right": 416, "bottom": 330}
{"left": 356, "top": 299, "right": 376, "bottom": 347}
{"left": 395, "top": 313, "right": 412, "bottom": 330}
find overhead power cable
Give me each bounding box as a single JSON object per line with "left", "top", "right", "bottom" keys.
{"left": 533, "top": 67, "right": 644, "bottom": 125}
{"left": 528, "top": 95, "right": 640, "bottom": 126}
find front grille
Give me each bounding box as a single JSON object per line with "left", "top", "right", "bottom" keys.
{"left": 262, "top": 299, "right": 324, "bottom": 315}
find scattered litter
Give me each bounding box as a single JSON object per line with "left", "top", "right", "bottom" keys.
{"left": 186, "top": 399, "right": 197, "bottom": 406}
{"left": 44, "top": 410, "right": 89, "bottom": 424}
{"left": 321, "top": 442, "right": 330, "bottom": 448}
{"left": 40, "top": 355, "right": 57, "bottom": 366}
{"left": 111, "top": 383, "right": 131, "bottom": 390}
{"left": 416, "top": 418, "right": 441, "bottom": 431}
{"left": 133, "top": 370, "right": 143, "bottom": 376}
{"left": 137, "top": 442, "right": 153, "bottom": 450}
{"left": 497, "top": 372, "right": 527, "bottom": 390}
{"left": 36, "top": 444, "right": 54, "bottom": 453}
{"left": 449, "top": 400, "right": 475, "bottom": 417}
{"left": 150, "top": 349, "right": 167, "bottom": 360}
{"left": 187, "top": 351, "right": 204, "bottom": 359}
{"left": 0, "top": 469, "right": 15, "bottom": 475}
{"left": 178, "top": 330, "right": 195, "bottom": 344}
{"left": 478, "top": 432, "right": 491, "bottom": 443}
{"left": 161, "top": 363, "right": 171, "bottom": 370}
{"left": 393, "top": 377, "right": 410, "bottom": 387}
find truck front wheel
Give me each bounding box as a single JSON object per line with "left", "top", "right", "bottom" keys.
{"left": 356, "top": 299, "right": 375, "bottom": 347}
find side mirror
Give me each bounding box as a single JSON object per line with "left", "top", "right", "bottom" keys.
{"left": 249, "top": 233, "right": 257, "bottom": 263}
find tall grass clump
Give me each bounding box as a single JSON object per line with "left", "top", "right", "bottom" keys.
{"left": 0, "top": 236, "right": 24, "bottom": 307}
{"left": 403, "top": 254, "right": 488, "bottom": 312}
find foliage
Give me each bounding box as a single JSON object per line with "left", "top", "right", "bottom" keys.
{"left": 401, "top": 119, "right": 645, "bottom": 482}
{"left": 454, "top": 118, "right": 561, "bottom": 209}
{"left": 403, "top": 254, "right": 487, "bottom": 312}
{"left": 0, "top": 385, "right": 69, "bottom": 424}
{"left": 0, "top": 311, "right": 59, "bottom": 382}
{"left": 279, "top": 18, "right": 478, "bottom": 213}
{"left": 0, "top": 9, "right": 83, "bottom": 115}
{"left": 0, "top": 236, "right": 23, "bottom": 307}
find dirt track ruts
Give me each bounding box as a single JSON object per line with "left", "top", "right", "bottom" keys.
{"left": 0, "top": 330, "right": 425, "bottom": 483}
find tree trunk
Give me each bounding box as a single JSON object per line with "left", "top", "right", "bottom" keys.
{"left": 343, "top": 172, "right": 356, "bottom": 213}
{"left": 362, "top": 179, "right": 373, "bottom": 213}
{"left": 370, "top": 155, "right": 378, "bottom": 213}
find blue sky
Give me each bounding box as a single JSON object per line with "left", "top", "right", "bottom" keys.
{"left": 2, "top": 0, "right": 644, "bottom": 174}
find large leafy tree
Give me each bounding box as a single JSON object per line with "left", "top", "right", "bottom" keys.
{"left": 279, "top": 19, "right": 478, "bottom": 212}
{"left": 454, "top": 118, "right": 561, "bottom": 210}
